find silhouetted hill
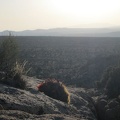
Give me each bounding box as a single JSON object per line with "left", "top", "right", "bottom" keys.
{"left": 1, "top": 27, "right": 120, "bottom": 37}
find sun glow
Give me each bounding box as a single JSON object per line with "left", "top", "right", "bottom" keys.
{"left": 0, "top": 0, "right": 120, "bottom": 30}
{"left": 45, "top": 0, "right": 120, "bottom": 24}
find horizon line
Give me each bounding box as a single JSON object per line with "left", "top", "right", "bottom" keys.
{"left": 1, "top": 26, "right": 120, "bottom": 32}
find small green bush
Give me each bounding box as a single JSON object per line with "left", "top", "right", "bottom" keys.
{"left": 37, "top": 79, "right": 70, "bottom": 104}
{"left": 0, "top": 35, "right": 18, "bottom": 72}
{"left": 0, "top": 35, "right": 29, "bottom": 89}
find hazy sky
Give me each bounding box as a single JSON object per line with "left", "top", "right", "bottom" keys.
{"left": 0, "top": 0, "right": 120, "bottom": 31}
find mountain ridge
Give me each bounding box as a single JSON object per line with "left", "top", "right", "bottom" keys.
{"left": 0, "top": 27, "right": 120, "bottom": 37}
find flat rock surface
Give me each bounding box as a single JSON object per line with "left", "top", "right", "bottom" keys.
{"left": 0, "top": 110, "right": 83, "bottom": 120}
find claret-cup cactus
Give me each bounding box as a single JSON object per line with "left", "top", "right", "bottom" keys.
{"left": 37, "top": 79, "right": 70, "bottom": 104}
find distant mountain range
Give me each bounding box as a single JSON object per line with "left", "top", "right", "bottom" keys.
{"left": 0, "top": 27, "right": 120, "bottom": 37}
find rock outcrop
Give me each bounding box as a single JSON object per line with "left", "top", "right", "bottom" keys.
{"left": 1, "top": 76, "right": 120, "bottom": 120}
{"left": 95, "top": 95, "right": 120, "bottom": 120}
{"left": 0, "top": 76, "right": 96, "bottom": 120}
{"left": 0, "top": 76, "right": 97, "bottom": 120}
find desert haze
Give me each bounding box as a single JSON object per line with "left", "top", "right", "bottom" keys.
{"left": 1, "top": 27, "right": 120, "bottom": 37}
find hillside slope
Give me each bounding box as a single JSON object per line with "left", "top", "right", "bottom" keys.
{"left": 0, "top": 76, "right": 97, "bottom": 120}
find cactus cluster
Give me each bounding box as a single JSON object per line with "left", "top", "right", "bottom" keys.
{"left": 37, "top": 79, "right": 70, "bottom": 104}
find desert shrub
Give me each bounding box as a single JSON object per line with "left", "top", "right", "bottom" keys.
{"left": 0, "top": 35, "right": 29, "bottom": 89}
{"left": 0, "top": 34, "right": 18, "bottom": 73}
{"left": 10, "top": 61, "right": 29, "bottom": 89}
{"left": 0, "top": 61, "right": 29, "bottom": 89}
{"left": 98, "top": 66, "right": 120, "bottom": 98}
{"left": 37, "top": 79, "right": 70, "bottom": 104}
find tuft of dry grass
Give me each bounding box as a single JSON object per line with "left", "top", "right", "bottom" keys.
{"left": 0, "top": 61, "right": 30, "bottom": 89}
{"left": 13, "top": 61, "right": 30, "bottom": 76}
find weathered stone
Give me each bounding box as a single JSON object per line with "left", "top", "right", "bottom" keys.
{"left": 95, "top": 99, "right": 107, "bottom": 120}
{"left": 105, "top": 105, "right": 120, "bottom": 120}
{"left": 0, "top": 76, "right": 97, "bottom": 120}
{"left": 0, "top": 110, "right": 82, "bottom": 120}
{"left": 107, "top": 99, "right": 119, "bottom": 109}
{"left": 96, "top": 96, "right": 120, "bottom": 120}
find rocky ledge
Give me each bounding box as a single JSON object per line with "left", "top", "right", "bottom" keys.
{"left": 0, "top": 76, "right": 97, "bottom": 120}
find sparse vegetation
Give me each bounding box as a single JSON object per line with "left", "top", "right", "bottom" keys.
{"left": 37, "top": 79, "right": 70, "bottom": 104}
{"left": 0, "top": 35, "right": 28, "bottom": 89}
{"left": 1, "top": 36, "right": 120, "bottom": 89}
{"left": 13, "top": 36, "right": 120, "bottom": 88}
{"left": 0, "top": 34, "right": 18, "bottom": 73}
